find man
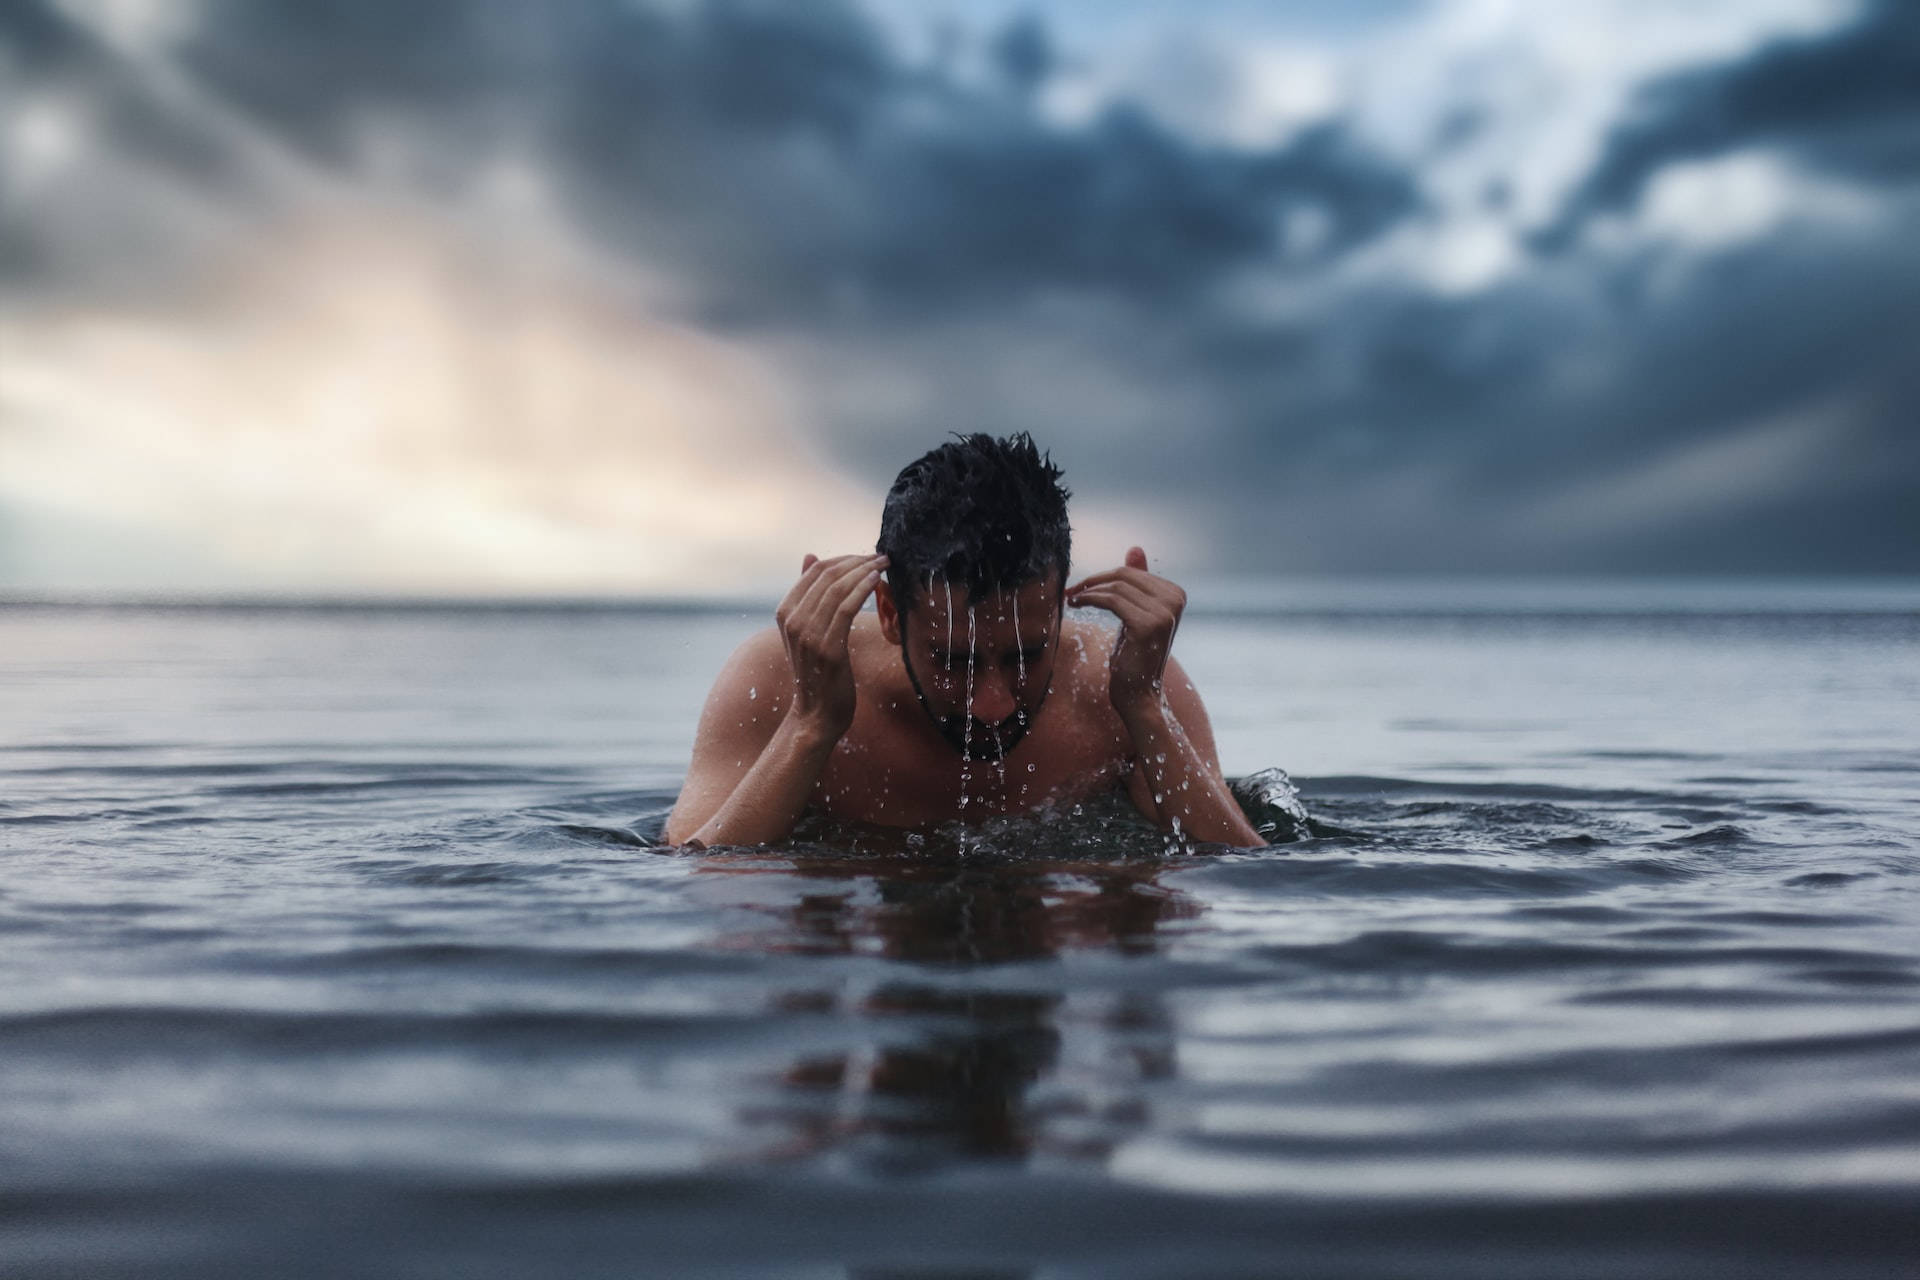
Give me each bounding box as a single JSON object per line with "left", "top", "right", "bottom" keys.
{"left": 665, "top": 433, "right": 1262, "bottom": 848}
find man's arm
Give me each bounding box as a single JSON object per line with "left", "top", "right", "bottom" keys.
{"left": 664, "top": 629, "right": 807, "bottom": 846}
{"left": 1069, "top": 548, "right": 1263, "bottom": 849}
{"left": 664, "top": 553, "right": 885, "bottom": 847}
{"left": 1120, "top": 654, "right": 1261, "bottom": 847}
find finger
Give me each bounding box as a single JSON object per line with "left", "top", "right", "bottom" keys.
{"left": 825, "top": 562, "right": 884, "bottom": 645}
{"left": 1075, "top": 577, "right": 1158, "bottom": 613}
{"left": 777, "top": 555, "right": 834, "bottom": 617}
{"left": 781, "top": 554, "right": 862, "bottom": 625}
{"left": 807, "top": 558, "right": 885, "bottom": 657}
{"left": 1067, "top": 582, "right": 1158, "bottom": 630}
{"left": 1066, "top": 568, "right": 1127, "bottom": 596}
{"left": 1069, "top": 564, "right": 1164, "bottom": 592}
{"left": 1113, "top": 576, "right": 1181, "bottom": 624}
{"left": 1077, "top": 580, "right": 1180, "bottom": 644}
{"left": 798, "top": 554, "right": 885, "bottom": 629}
{"left": 795, "top": 555, "right": 873, "bottom": 623}
{"left": 1126, "top": 545, "right": 1148, "bottom": 571}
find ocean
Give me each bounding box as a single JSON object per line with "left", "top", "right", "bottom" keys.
{"left": 3, "top": 583, "right": 1918, "bottom": 1279}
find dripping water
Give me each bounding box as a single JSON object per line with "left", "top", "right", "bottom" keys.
{"left": 943, "top": 579, "right": 954, "bottom": 663}
{"left": 959, "top": 606, "right": 976, "bottom": 813}
{"left": 1013, "top": 591, "right": 1025, "bottom": 685}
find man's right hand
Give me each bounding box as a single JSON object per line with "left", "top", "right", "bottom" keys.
{"left": 774, "top": 552, "right": 887, "bottom": 743}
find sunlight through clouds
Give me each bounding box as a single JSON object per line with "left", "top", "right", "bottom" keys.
{"left": 0, "top": 214, "right": 878, "bottom": 595}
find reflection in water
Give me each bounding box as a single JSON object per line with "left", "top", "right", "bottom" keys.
{"left": 699, "top": 846, "right": 1198, "bottom": 1182}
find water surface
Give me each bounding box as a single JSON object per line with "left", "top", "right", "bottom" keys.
{"left": 3, "top": 590, "right": 1918, "bottom": 1278}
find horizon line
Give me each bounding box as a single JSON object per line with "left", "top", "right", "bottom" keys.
{"left": 6, "top": 574, "right": 1920, "bottom": 617}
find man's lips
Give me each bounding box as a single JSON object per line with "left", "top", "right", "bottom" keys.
{"left": 931, "top": 710, "right": 1028, "bottom": 761}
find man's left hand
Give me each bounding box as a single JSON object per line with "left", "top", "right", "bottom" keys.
{"left": 1065, "top": 546, "right": 1186, "bottom": 721}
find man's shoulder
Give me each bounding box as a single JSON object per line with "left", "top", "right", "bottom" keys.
{"left": 1056, "top": 614, "right": 1117, "bottom": 680}
{"left": 720, "top": 623, "right": 786, "bottom": 669}
{"left": 1051, "top": 611, "right": 1205, "bottom": 725}
{"left": 702, "top": 625, "right": 790, "bottom": 706}
{"left": 1050, "top": 615, "right": 1124, "bottom": 726}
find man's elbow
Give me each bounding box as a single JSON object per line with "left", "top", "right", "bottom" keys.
{"left": 663, "top": 798, "right": 709, "bottom": 847}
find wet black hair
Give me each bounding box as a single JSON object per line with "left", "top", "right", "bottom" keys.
{"left": 877, "top": 432, "right": 1071, "bottom": 616}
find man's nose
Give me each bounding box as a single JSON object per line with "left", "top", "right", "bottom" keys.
{"left": 968, "top": 666, "right": 1017, "bottom": 722}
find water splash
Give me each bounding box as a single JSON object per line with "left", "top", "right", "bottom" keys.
{"left": 1230, "top": 766, "right": 1313, "bottom": 843}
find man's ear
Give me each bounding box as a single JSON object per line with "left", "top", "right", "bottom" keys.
{"left": 876, "top": 581, "right": 902, "bottom": 645}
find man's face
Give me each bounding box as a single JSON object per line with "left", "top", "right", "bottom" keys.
{"left": 882, "top": 575, "right": 1063, "bottom": 762}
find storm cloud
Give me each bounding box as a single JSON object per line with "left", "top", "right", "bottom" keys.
{"left": 1552, "top": 0, "right": 1920, "bottom": 236}
{"left": 2, "top": 0, "right": 1915, "bottom": 588}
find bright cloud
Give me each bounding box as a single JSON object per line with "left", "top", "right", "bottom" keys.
{"left": 0, "top": 215, "right": 878, "bottom": 595}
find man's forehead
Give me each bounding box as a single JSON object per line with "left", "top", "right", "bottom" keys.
{"left": 914, "top": 577, "right": 1060, "bottom": 623}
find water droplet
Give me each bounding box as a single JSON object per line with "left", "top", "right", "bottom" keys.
{"left": 944, "top": 579, "right": 954, "bottom": 658}
{"left": 1154, "top": 752, "right": 1166, "bottom": 764}
{"left": 748, "top": 686, "right": 757, "bottom": 700}
{"left": 1013, "top": 592, "right": 1025, "bottom": 683}
{"left": 1026, "top": 763, "right": 1036, "bottom": 772}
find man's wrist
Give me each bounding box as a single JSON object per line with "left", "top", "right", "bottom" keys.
{"left": 781, "top": 709, "right": 848, "bottom": 757}
{"left": 1115, "top": 692, "right": 1172, "bottom": 739}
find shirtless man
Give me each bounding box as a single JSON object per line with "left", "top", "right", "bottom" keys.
{"left": 665, "top": 433, "right": 1263, "bottom": 848}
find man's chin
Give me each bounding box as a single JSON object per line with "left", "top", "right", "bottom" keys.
{"left": 935, "top": 716, "right": 1029, "bottom": 763}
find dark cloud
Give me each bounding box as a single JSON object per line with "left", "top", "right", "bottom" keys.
{"left": 4, "top": 0, "right": 1916, "bottom": 576}
{"left": 1545, "top": 0, "right": 1920, "bottom": 246}
{"left": 0, "top": 1, "right": 291, "bottom": 294}
{"left": 157, "top": 0, "right": 1414, "bottom": 319}
{"left": 551, "top": 8, "right": 1417, "bottom": 320}
{"left": 990, "top": 14, "right": 1056, "bottom": 98}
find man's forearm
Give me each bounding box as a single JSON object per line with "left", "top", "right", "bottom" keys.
{"left": 1121, "top": 702, "right": 1264, "bottom": 848}
{"left": 681, "top": 716, "right": 838, "bottom": 847}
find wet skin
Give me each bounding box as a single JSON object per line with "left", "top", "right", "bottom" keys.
{"left": 665, "top": 549, "right": 1261, "bottom": 846}
{"left": 818, "top": 579, "right": 1139, "bottom": 826}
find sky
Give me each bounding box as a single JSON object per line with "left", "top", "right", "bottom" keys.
{"left": 2, "top": 0, "right": 1917, "bottom": 595}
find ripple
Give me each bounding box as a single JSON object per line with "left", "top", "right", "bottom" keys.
{"left": 1784, "top": 871, "right": 1869, "bottom": 888}
{"left": 1655, "top": 825, "right": 1756, "bottom": 849}
{"left": 1244, "top": 930, "right": 1907, "bottom": 979}
{"left": 247, "top": 942, "right": 756, "bottom": 978}
{"left": 0, "top": 1004, "right": 772, "bottom": 1057}
{"left": 361, "top": 861, "right": 555, "bottom": 888}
